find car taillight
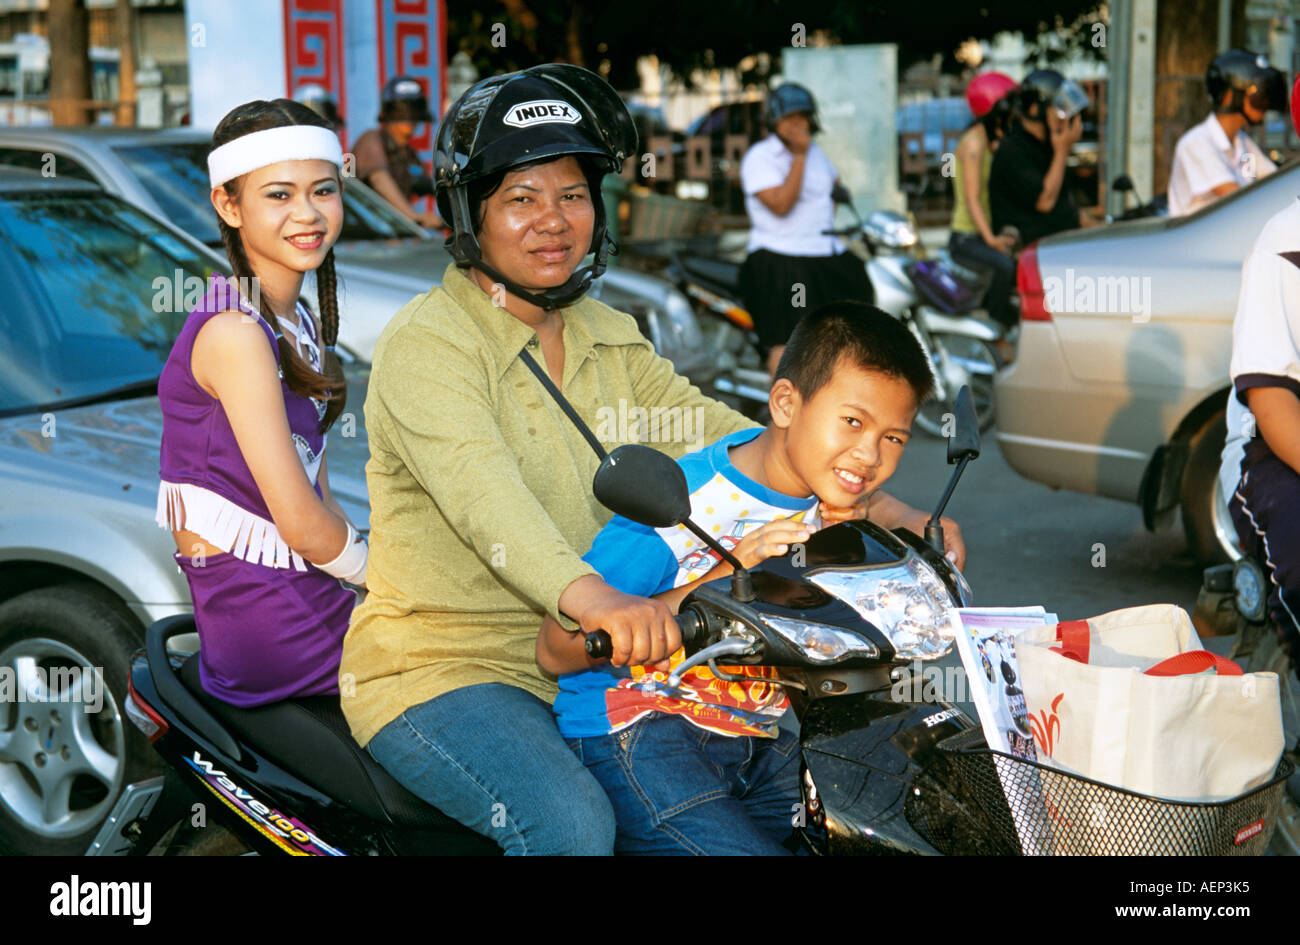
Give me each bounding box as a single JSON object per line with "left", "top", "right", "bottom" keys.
{"left": 126, "top": 677, "right": 168, "bottom": 743}
{"left": 1017, "top": 243, "right": 1051, "bottom": 322}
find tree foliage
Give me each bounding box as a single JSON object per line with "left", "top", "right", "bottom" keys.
{"left": 447, "top": 0, "right": 1105, "bottom": 90}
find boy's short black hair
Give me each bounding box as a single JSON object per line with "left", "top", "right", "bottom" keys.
{"left": 774, "top": 300, "right": 935, "bottom": 406}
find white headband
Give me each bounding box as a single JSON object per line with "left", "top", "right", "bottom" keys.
{"left": 208, "top": 125, "right": 344, "bottom": 189}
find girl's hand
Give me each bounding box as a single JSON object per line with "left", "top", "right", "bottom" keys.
{"left": 985, "top": 233, "right": 1017, "bottom": 254}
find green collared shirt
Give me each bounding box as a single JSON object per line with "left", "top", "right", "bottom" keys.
{"left": 340, "top": 263, "right": 757, "bottom": 746}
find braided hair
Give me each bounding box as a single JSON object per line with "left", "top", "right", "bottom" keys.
{"left": 211, "top": 98, "right": 347, "bottom": 433}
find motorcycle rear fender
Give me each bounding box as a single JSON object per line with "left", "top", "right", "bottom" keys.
{"left": 916, "top": 307, "right": 1003, "bottom": 341}
{"left": 867, "top": 255, "right": 914, "bottom": 318}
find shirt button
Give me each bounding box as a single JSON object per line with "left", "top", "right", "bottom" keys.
{"left": 526, "top": 336, "right": 538, "bottom": 348}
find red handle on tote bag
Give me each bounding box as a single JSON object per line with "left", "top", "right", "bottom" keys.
{"left": 1050, "top": 621, "right": 1243, "bottom": 676}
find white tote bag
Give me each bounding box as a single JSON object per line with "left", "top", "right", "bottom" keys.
{"left": 1016, "top": 604, "right": 1283, "bottom": 802}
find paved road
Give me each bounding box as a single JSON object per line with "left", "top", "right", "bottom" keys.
{"left": 884, "top": 422, "right": 1203, "bottom": 620}
{"left": 877, "top": 421, "right": 1217, "bottom": 718}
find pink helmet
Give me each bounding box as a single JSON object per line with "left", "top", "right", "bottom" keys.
{"left": 1291, "top": 73, "right": 1300, "bottom": 138}
{"left": 966, "top": 72, "right": 1018, "bottom": 119}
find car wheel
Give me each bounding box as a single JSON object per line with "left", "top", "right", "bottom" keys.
{"left": 1179, "top": 410, "right": 1242, "bottom": 566}
{"left": 914, "top": 333, "right": 998, "bottom": 438}
{"left": 0, "top": 583, "right": 161, "bottom": 855}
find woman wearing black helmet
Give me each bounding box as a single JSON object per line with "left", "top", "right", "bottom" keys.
{"left": 1167, "top": 49, "right": 1281, "bottom": 217}
{"left": 738, "top": 82, "right": 873, "bottom": 377}
{"left": 338, "top": 64, "right": 958, "bottom": 855}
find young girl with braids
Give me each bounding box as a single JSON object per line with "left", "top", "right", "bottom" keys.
{"left": 156, "top": 99, "right": 366, "bottom": 706}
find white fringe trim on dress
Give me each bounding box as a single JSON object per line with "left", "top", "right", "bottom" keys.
{"left": 156, "top": 480, "right": 307, "bottom": 571}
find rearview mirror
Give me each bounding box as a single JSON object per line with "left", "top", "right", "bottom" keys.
{"left": 593, "top": 444, "right": 692, "bottom": 528}
{"left": 1111, "top": 174, "right": 1134, "bottom": 193}
{"left": 831, "top": 182, "right": 853, "bottom": 206}
{"left": 947, "top": 385, "right": 981, "bottom": 464}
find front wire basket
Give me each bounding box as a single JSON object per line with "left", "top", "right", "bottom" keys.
{"left": 907, "top": 727, "right": 1293, "bottom": 855}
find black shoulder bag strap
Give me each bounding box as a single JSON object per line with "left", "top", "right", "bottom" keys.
{"left": 518, "top": 348, "right": 608, "bottom": 461}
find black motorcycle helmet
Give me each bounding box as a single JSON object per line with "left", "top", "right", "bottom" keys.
{"left": 1206, "top": 49, "right": 1286, "bottom": 120}
{"left": 1017, "top": 69, "right": 1065, "bottom": 121}
{"left": 380, "top": 75, "right": 434, "bottom": 123}
{"left": 765, "top": 83, "right": 820, "bottom": 134}
{"left": 434, "top": 63, "right": 638, "bottom": 310}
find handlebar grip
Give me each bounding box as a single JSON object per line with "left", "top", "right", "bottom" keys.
{"left": 583, "top": 611, "right": 703, "bottom": 660}
{"left": 584, "top": 630, "right": 613, "bottom": 659}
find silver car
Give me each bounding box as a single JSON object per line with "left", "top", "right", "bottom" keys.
{"left": 0, "top": 127, "right": 705, "bottom": 371}
{"left": 0, "top": 169, "right": 371, "bottom": 854}
{"left": 994, "top": 162, "right": 1299, "bottom": 563}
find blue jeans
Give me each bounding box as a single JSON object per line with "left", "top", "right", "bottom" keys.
{"left": 367, "top": 683, "right": 616, "bottom": 855}
{"left": 566, "top": 713, "right": 802, "bottom": 855}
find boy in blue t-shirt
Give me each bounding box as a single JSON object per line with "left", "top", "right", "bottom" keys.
{"left": 536, "top": 301, "right": 936, "bottom": 855}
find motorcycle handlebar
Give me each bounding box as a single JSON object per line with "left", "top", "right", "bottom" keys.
{"left": 584, "top": 610, "right": 703, "bottom": 660}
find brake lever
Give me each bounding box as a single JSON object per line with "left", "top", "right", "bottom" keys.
{"left": 667, "top": 638, "right": 759, "bottom": 687}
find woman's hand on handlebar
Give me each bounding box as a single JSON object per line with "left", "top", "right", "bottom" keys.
{"left": 558, "top": 575, "right": 681, "bottom": 671}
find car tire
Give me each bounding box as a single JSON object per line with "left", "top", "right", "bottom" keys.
{"left": 1179, "top": 410, "right": 1242, "bottom": 566}
{"left": 0, "top": 583, "right": 161, "bottom": 855}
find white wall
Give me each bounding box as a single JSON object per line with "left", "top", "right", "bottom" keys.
{"left": 184, "top": 0, "right": 286, "bottom": 130}
{"left": 783, "top": 44, "right": 903, "bottom": 214}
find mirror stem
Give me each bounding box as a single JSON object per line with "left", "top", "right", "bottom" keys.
{"left": 681, "top": 519, "right": 756, "bottom": 602}
{"left": 926, "top": 454, "right": 972, "bottom": 554}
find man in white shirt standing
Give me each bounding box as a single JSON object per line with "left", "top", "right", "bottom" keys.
{"left": 1167, "top": 49, "right": 1284, "bottom": 217}
{"left": 739, "top": 83, "right": 872, "bottom": 376}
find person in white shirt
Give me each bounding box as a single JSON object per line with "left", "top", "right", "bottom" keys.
{"left": 1168, "top": 49, "right": 1284, "bottom": 217}
{"left": 739, "top": 83, "right": 872, "bottom": 377}
{"left": 1219, "top": 72, "right": 1300, "bottom": 671}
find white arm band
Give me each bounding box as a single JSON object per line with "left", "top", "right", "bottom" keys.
{"left": 317, "top": 522, "right": 368, "bottom": 585}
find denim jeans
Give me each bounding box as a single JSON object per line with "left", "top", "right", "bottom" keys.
{"left": 566, "top": 713, "right": 802, "bottom": 855}
{"left": 367, "top": 683, "right": 616, "bottom": 855}
{"left": 948, "top": 230, "right": 1018, "bottom": 330}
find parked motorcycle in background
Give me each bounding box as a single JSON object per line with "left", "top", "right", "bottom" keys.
{"left": 631, "top": 187, "right": 1006, "bottom": 435}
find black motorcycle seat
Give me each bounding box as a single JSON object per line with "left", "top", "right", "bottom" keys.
{"left": 680, "top": 255, "right": 742, "bottom": 295}
{"left": 177, "top": 655, "right": 489, "bottom": 841}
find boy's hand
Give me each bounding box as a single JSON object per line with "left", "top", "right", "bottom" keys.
{"left": 726, "top": 519, "right": 814, "bottom": 570}
{"left": 867, "top": 493, "right": 967, "bottom": 570}
{"left": 819, "top": 501, "right": 867, "bottom": 525}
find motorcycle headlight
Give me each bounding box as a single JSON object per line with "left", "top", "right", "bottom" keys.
{"left": 761, "top": 616, "right": 880, "bottom": 664}
{"left": 807, "top": 553, "right": 960, "bottom": 660}
{"left": 866, "top": 210, "right": 919, "bottom": 249}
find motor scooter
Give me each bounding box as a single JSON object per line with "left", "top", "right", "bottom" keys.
{"left": 99, "top": 389, "right": 1284, "bottom": 855}
{"left": 94, "top": 389, "right": 986, "bottom": 856}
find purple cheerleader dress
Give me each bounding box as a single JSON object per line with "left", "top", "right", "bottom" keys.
{"left": 156, "top": 274, "right": 355, "bottom": 707}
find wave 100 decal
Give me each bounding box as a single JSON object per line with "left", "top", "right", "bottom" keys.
{"left": 185, "top": 752, "right": 346, "bottom": 856}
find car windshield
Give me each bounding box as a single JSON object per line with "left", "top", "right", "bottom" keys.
{"left": 0, "top": 189, "right": 220, "bottom": 415}
{"left": 112, "top": 142, "right": 425, "bottom": 245}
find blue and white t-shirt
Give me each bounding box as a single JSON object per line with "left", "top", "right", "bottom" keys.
{"left": 553, "top": 428, "right": 820, "bottom": 739}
